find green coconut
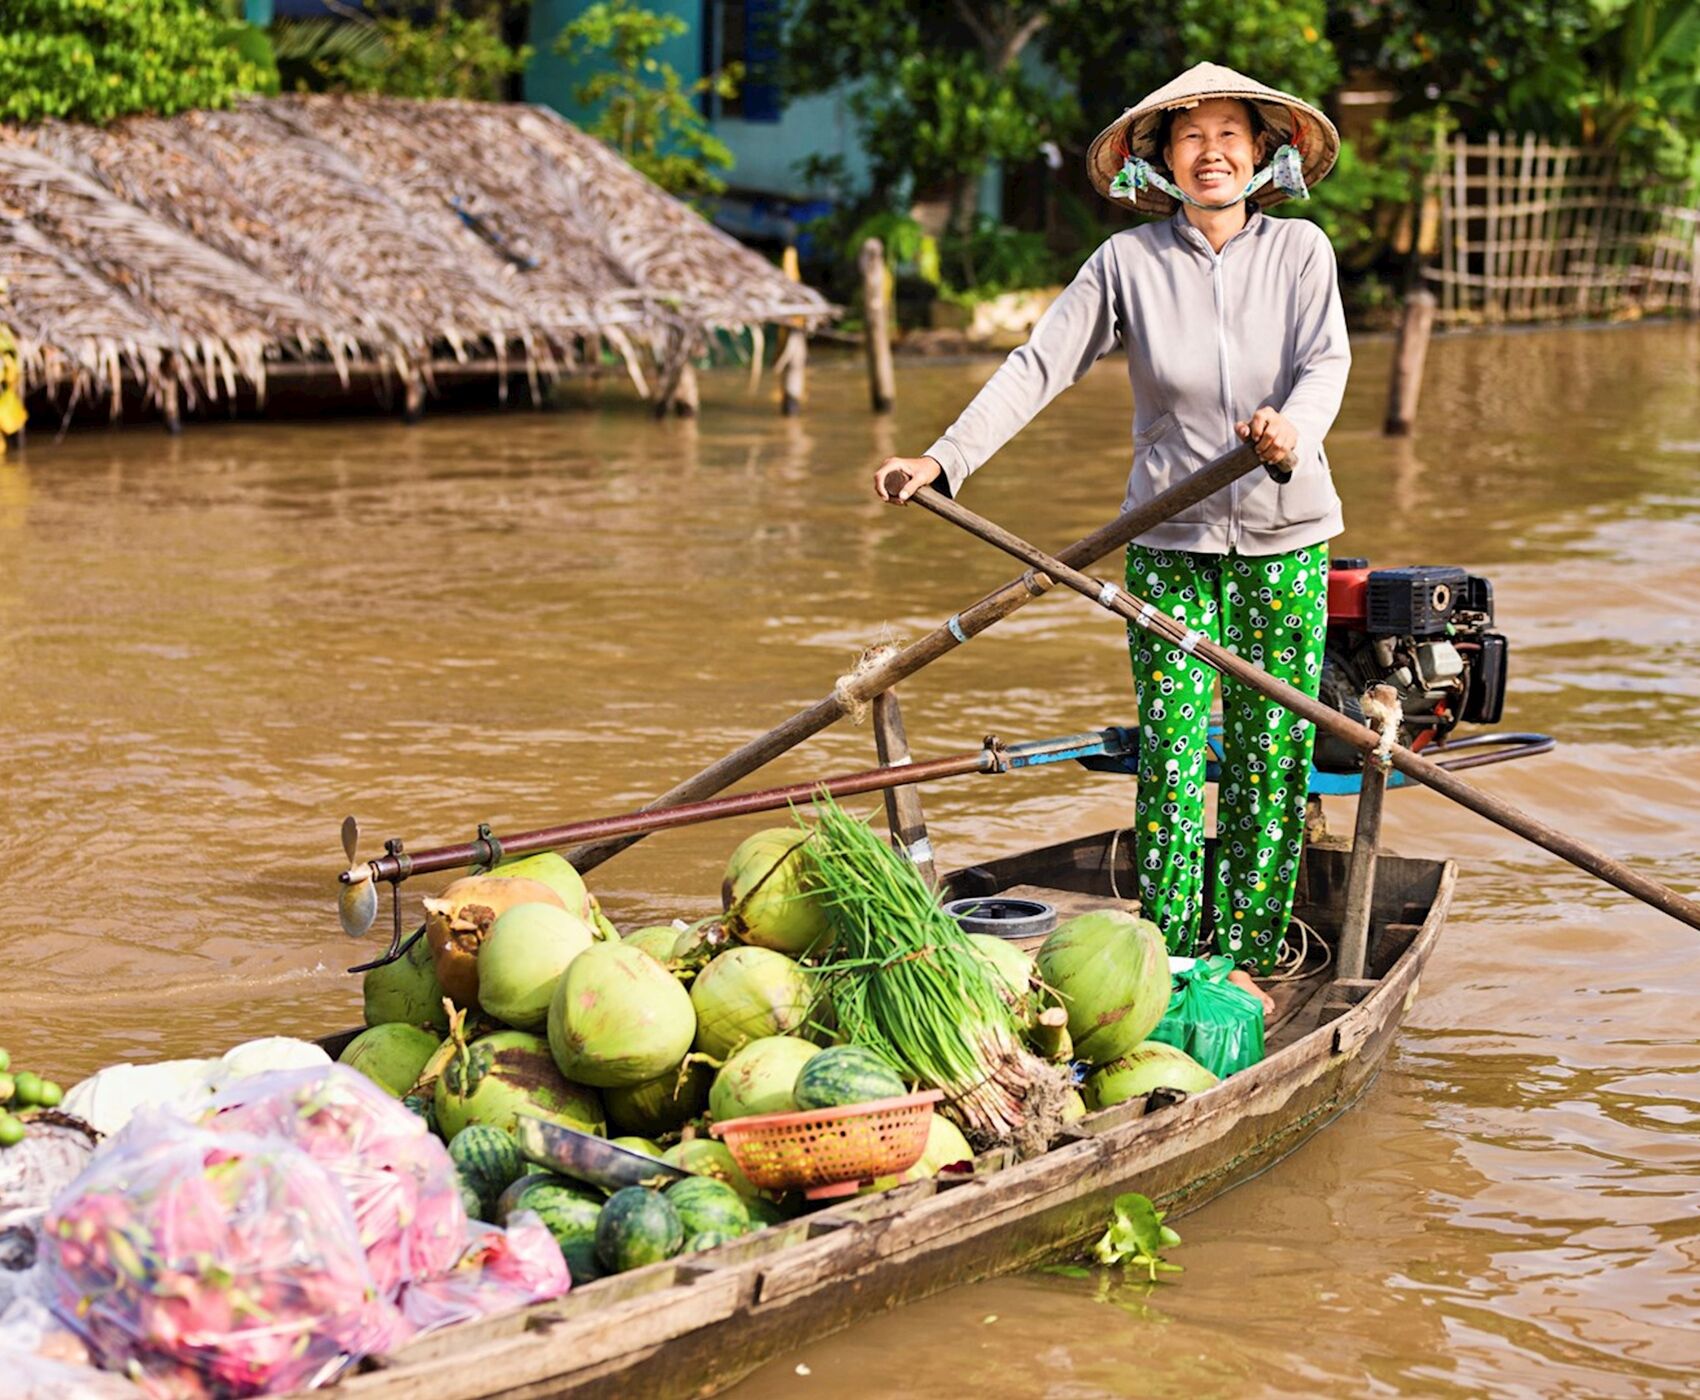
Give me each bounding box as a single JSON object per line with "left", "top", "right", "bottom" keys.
{"left": 1061, "top": 1088, "right": 1088, "bottom": 1122}
{"left": 858, "top": 1112, "right": 975, "bottom": 1194}
{"left": 548, "top": 943, "right": 698, "bottom": 1088}
{"left": 1086, "top": 1042, "right": 1219, "bottom": 1108}
{"left": 622, "top": 925, "right": 682, "bottom": 964}
{"left": 603, "top": 1059, "right": 711, "bottom": 1138}
{"left": 338, "top": 1023, "right": 441, "bottom": 1098}
{"left": 669, "top": 919, "right": 735, "bottom": 977}
{"left": 1036, "top": 910, "right": 1170, "bottom": 1065}
{"left": 362, "top": 935, "right": 451, "bottom": 1032}
{"left": 610, "top": 1135, "right": 663, "bottom": 1159}
{"left": 435, "top": 1029, "right": 606, "bottom": 1140}
{"left": 478, "top": 902, "right": 597, "bottom": 1032}
{"left": 966, "top": 934, "right": 1039, "bottom": 1029}
{"left": 661, "top": 1137, "right": 759, "bottom": 1200}
{"left": 720, "top": 828, "right": 834, "bottom": 955}
{"left": 481, "top": 851, "right": 591, "bottom": 919}
{"left": 690, "top": 947, "right": 817, "bottom": 1060}
{"left": 587, "top": 893, "right": 621, "bottom": 941}
{"left": 708, "top": 1035, "right": 820, "bottom": 1122}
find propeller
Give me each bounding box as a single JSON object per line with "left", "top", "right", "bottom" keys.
{"left": 337, "top": 815, "right": 379, "bottom": 939}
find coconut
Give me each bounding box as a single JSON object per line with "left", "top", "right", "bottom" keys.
{"left": 623, "top": 925, "right": 683, "bottom": 964}
{"left": 721, "top": 828, "right": 834, "bottom": 955}
{"left": 587, "top": 893, "right": 621, "bottom": 941}
{"left": 669, "top": 920, "right": 735, "bottom": 977}
{"left": 435, "top": 1029, "right": 605, "bottom": 1140}
{"left": 424, "top": 875, "right": 567, "bottom": 1010}
{"left": 708, "top": 1035, "right": 820, "bottom": 1122}
{"left": 547, "top": 943, "right": 697, "bottom": 1088}
{"left": 480, "top": 852, "right": 591, "bottom": 919}
{"left": 690, "top": 947, "right": 816, "bottom": 1060}
{"left": 610, "top": 1136, "right": 663, "bottom": 1159}
{"left": 478, "top": 903, "right": 597, "bottom": 1032}
{"left": 363, "top": 934, "right": 452, "bottom": 1032}
{"left": 337, "top": 1024, "right": 441, "bottom": 1097}
{"left": 603, "top": 1059, "right": 710, "bottom": 1138}
{"left": 1036, "top": 910, "right": 1170, "bottom": 1065}
{"left": 967, "top": 934, "right": 1038, "bottom": 1029}
{"left": 661, "top": 1138, "right": 758, "bottom": 1200}
{"left": 1085, "top": 1042, "right": 1219, "bottom": 1109}
{"left": 858, "top": 1112, "right": 975, "bottom": 1193}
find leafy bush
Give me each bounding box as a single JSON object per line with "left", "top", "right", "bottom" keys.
{"left": 555, "top": 0, "right": 739, "bottom": 198}
{"left": 0, "top": 0, "right": 271, "bottom": 124}
{"left": 274, "top": 5, "right": 530, "bottom": 102}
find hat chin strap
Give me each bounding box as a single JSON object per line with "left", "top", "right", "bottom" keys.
{"left": 1110, "top": 144, "right": 1308, "bottom": 210}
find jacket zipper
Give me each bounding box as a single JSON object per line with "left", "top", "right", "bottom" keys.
{"left": 1206, "top": 243, "right": 1239, "bottom": 552}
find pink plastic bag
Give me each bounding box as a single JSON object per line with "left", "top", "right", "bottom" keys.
{"left": 201, "top": 1066, "right": 466, "bottom": 1293}
{"left": 393, "top": 1212, "right": 571, "bottom": 1338}
{"left": 45, "top": 1113, "right": 399, "bottom": 1399}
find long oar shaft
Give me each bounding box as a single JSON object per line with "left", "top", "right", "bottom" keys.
{"left": 910, "top": 484, "right": 1700, "bottom": 934}
{"left": 566, "top": 441, "right": 1280, "bottom": 873}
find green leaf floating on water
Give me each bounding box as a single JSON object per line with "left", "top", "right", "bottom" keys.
{"left": 1091, "top": 1192, "right": 1183, "bottom": 1282}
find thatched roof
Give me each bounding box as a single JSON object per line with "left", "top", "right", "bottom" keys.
{"left": 0, "top": 95, "right": 833, "bottom": 417}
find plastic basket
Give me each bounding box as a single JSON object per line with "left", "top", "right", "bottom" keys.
{"left": 710, "top": 1090, "right": 944, "bottom": 1199}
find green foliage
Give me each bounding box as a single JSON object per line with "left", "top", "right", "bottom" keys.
{"left": 1091, "top": 1192, "right": 1183, "bottom": 1281}
{"left": 938, "top": 216, "right": 1081, "bottom": 298}
{"left": 0, "top": 0, "right": 271, "bottom": 124}
{"left": 843, "top": 211, "right": 941, "bottom": 285}
{"left": 275, "top": 4, "right": 531, "bottom": 102}
{"left": 555, "top": 0, "right": 739, "bottom": 197}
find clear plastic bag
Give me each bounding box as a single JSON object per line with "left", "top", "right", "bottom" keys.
{"left": 45, "top": 1113, "right": 400, "bottom": 1399}
{"left": 201, "top": 1066, "right": 466, "bottom": 1293}
{"left": 1148, "top": 954, "right": 1266, "bottom": 1079}
{"left": 393, "top": 1212, "right": 571, "bottom": 1338}
{"left": 0, "top": 1298, "right": 141, "bottom": 1399}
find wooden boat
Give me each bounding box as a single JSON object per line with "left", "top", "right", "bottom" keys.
{"left": 320, "top": 820, "right": 1453, "bottom": 1400}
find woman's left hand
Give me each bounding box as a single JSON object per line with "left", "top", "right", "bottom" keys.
{"left": 1235, "top": 407, "right": 1298, "bottom": 465}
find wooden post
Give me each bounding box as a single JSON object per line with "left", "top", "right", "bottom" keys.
{"left": 1337, "top": 751, "right": 1390, "bottom": 980}
{"left": 400, "top": 364, "right": 425, "bottom": 424}
{"left": 780, "top": 245, "right": 807, "bottom": 417}
{"left": 1382, "top": 289, "right": 1437, "bottom": 437}
{"left": 871, "top": 689, "right": 935, "bottom": 885}
{"left": 859, "top": 237, "right": 895, "bottom": 414}
{"left": 160, "top": 378, "right": 182, "bottom": 435}
{"left": 673, "top": 361, "right": 699, "bottom": 419}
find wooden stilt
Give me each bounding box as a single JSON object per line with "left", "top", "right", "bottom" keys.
{"left": 871, "top": 689, "right": 935, "bottom": 885}
{"left": 160, "top": 377, "right": 182, "bottom": 435}
{"left": 673, "top": 361, "right": 700, "bottom": 418}
{"left": 860, "top": 238, "right": 895, "bottom": 414}
{"left": 1382, "top": 289, "right": 1437, "bottom": 437}
{"left": 401, "top": 367, "right": 425, "bottom": 424}
{"left": 1336, "top": 751, "right": 1390, "bottom": 980}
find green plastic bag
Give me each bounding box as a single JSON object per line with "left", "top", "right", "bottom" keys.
{"left": 1148, "top": 955, "right": 1265, "bottom": 1078}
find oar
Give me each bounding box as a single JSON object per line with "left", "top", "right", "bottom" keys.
{"left": 565, "top": 441, "right": 1289, "bottom": 874}
{"left": 907, "top": 483, "right": 1700, "bottom": 934}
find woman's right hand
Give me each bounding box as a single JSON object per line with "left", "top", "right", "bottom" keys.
{"left": 872, "top": 455, "right": 943, "bottom": 504}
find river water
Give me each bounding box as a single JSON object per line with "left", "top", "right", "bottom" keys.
{"left": 3, "top": 323, "right": 1697, "bottom": 1397}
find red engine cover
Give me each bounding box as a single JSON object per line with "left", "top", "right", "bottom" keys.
{"left": 1327, "top": 566, "right": 1372, "bottom": 625}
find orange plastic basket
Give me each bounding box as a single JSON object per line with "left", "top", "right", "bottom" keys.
{"left": 710, "top": 1090, "right": 944, "bottom": 1199}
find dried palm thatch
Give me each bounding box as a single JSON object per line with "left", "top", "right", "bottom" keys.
{"left": 0, "top": 95, "right": 835, "bottom": 420}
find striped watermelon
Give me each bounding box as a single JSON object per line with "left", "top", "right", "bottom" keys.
{"left": 684, "top": 1231, "right": 738, "bottom": 1253}
{"left": 508, "top": 1178, "right": 606, "bottom": 1282}
{"left": 793, "top": 1044, "right": 905, "bottom": 1110}
{"left": 595, "top": 1187, "right": 684, "bottom": 1273}
{"left": 448, "top": 1123, "right": 524, "bottom": 1213}
{"left": 664, "top": 1176, "right": 750, "bottom": 1238}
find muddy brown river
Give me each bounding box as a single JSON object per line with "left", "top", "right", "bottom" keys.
{"left": 3, "top": 322, "right": 1697, "bottom": 1396}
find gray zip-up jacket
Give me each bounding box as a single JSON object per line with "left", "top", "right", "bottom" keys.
{"left": 923, "top": 208, "right": 1351, "bottom": 556}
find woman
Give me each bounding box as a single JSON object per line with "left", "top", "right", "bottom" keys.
{"left": 874, "top": 63, "right": 1350, "bottom": 986}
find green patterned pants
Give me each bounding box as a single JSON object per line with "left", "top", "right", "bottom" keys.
{"left": 1125, "top": 543, "right": 1329, "bottom": 974}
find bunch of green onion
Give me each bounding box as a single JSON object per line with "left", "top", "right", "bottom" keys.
{"left": 798, "top": 791, "right": 1047, "bottom": 1145}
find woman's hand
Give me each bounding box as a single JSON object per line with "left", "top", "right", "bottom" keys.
{"left": 872, "top": 455, "right": 943, "bottom": 504}
{"left": 1235, "top": 407, "right": 1298, "bottom": 465}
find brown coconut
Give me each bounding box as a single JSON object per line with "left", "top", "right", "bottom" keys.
{"left": 423, "top": 875, "right": 566, "bottom": 1010}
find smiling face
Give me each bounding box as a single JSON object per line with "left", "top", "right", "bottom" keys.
{"left": 1161, "top": 98, "right": 1268, "bottom": 205}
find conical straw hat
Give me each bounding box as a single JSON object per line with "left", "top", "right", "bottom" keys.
{"left": 1086, "top": 61, "right": 1339, "bottom": 216}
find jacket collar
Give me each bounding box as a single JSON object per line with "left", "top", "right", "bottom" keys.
{"left": 1169, "top": 205, "right": 1265, "bottom": 257}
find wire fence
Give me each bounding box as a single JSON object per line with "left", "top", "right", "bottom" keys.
{"left": 1424, "top": 134, "right": 1700, "bottom": 326}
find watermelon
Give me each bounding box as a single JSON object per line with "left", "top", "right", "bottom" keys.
{"left": 448, "top": 1123, "right": 524, "bottom": 1213}
{"left": 508, "top": 1178, "right": 606, "bottom": 1282}
{"left": 458, "top": 1179, "right": 485, "bottom": 1220}
{"left": 792, "top": 1044, "right": 905, "bottom": 1110}
{"left": 684, "top": 1231, "right": 737, "bottom": 1253}
{"left": 743, "top": 1194, "right": 792, "bottom": 1228}
{"left": 595, "top": 1187, "right": 684, "bottom": 1273}
{"left": 664, "top": 1175, "right": 750, "bottom": 1238}
{"left": 662, "top": 1138, "right": 759, "bottom": 1200}
{"left": 494, "top": 1171, "right": 567, "bottom": 1221}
